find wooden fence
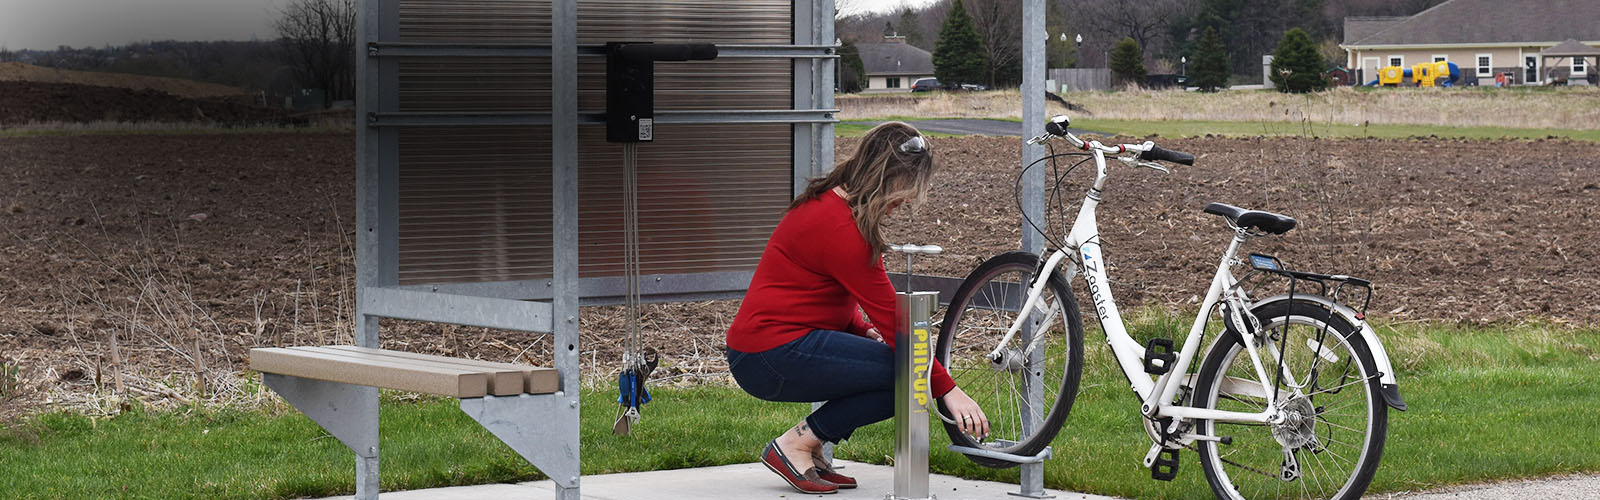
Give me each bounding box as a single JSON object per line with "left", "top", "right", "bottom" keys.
{"left": 1048, "top": 68, "right": 1112, "bottom": 92}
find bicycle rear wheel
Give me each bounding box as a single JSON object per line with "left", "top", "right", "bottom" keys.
{"left": 1193, "top": 299, "right": 1388, "bottom": 500}
{"left": 936, "top": 251, "right": 1083, "bottom": 468}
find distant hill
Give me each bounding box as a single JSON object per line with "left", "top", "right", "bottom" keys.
{"left": 0, "top": 62, "right": 251, "bottom": 99}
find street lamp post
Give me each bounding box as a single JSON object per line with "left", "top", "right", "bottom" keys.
{"left": 1075, "top": 33, "right": 1083, "bottom": 68}
{"left": 1180, "top": 56, "right": 1188, "bottom": 88}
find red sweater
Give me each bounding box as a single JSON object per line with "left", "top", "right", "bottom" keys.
{"left": 727, "top": 190, "right": 955, "bottom": 398}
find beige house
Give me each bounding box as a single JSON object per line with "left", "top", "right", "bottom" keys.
{"left": 1341, "top": 0, "right": 1600, "bottom": 86}
{"left": 856, "top": 35, "right": 935, "bottom": 92}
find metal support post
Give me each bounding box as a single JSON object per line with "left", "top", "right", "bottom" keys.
{"left": 892, "top": 291, "right": 938, "bottom": 500}
{"left": 262, "top": 374, "right": 379, "bottom": 500}
{"left": 1016, "top": 0, "right": 1054, "bottom": 497}
{"left": 549, "top": 0, "right": 582, "bottom": 498}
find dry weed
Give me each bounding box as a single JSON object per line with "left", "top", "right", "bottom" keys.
{"left": 839, "top": 87, "right": 1600, "bottom": 130}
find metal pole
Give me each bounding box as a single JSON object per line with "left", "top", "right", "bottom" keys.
{"left": 551, "top": 0, "right": 582, "bottom": 498}
{"left": 892, "top": 291, "right": 938, "bottom": 500}
{"left": 1016, "top": 0, "right": 1053, "bottom": 497}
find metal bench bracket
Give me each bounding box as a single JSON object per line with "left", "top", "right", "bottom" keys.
{"left": 462, "top": 393, "right": 582, "bottom": 496}
{"left": 263, "top": 373, "right": 381, "bottom": 499}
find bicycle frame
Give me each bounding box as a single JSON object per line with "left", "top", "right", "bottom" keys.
{"left": 991, "top": 148, "right": 1280, "bottom": 427}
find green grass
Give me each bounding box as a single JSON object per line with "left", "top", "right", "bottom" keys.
{"left": 835, "top": 120, "right": 968, "bottom": 138}
{"left": 1068, "top": 118, "right": 1600, "bottom": 142}
{"left": 3, "top": 321, "right": 1596, "bottom": 499}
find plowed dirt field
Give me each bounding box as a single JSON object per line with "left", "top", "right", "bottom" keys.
{"left": 1, "top": 133, "right": 1595, "bottom": 415}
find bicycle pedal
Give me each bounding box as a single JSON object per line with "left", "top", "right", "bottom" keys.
{"left": 1150, "top": 448, "right": 1179, "bottom": 481}
{"left": 1143, "top": 338, "right": 1176, "bottom": 375}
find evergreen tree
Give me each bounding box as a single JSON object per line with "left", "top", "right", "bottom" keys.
{"left": 1045, "top": 6, "right": 1076, "bottom": 69}
{"left": 1191, "top": 27, "right": 1229, "bottom": 92}
{"left": 1269, "top": 28, "right": 1327, "bottom": 93}
{"left": 837, "top": 40, "right": 866, "bottom": 93}
{"left": 844, "top": 43, "right": 866, "bottom": 93}
{"left": 1109, "top": 37, "right": 1146, "bottom": 87}
{"left": 885, "top": 20, "right": 896, "bottom": 37}
{"left": 933, "top": 0, "right": 986, "bottom": 86}
{"left": 898, "top": 8, "right": 928, "bottom": 49}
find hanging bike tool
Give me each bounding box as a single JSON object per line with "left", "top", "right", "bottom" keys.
{"left": 606, "top": 41, "right": 718, "bottom": 436}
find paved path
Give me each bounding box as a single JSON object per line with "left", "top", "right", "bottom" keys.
{"left": 862, "top": 118, "right": 1102, "bottom": 137}
{"left": 306, "top": 460, "right": 1119, "bottom": 500}
{"left": 1364, "top": 474, "right": 1600, "bottom": 500}
{"left": 302, "top": 458, "right": 1598, "bottom": 500}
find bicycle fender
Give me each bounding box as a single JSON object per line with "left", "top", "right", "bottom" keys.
{"left": 1251, "top": 294, "right": 1407, "bottom": 411}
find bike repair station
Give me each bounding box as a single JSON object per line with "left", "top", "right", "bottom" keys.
{"left": 254, "top": 1, "right": 1068, "bottom": 499}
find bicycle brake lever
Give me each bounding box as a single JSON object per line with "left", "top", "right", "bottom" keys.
{"left": 1135, "top": 161, "right": 1171, "bottom": 175}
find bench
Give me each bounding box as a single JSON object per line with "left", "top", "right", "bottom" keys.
{"left": 250, "top": 345, "right": 573, "bottom": 500}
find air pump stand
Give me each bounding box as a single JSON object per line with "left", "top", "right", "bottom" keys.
{"left": 890, "top": 244, "right": 941, "bottom": 500}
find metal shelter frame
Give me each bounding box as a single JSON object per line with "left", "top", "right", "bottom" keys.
{"left": 346, "top": 0, "right": 1050, "bottom": 498}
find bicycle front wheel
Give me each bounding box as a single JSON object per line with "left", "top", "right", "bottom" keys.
{"left": 1193, "top": 299, "right": 1388, "bottom": 500}
{"left": 936, "top": 251, "right": 1084, "bottom": 468}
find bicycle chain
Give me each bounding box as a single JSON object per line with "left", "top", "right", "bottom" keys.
{"left": 1182, "top": 441, "right": 1284, "bottom": 481}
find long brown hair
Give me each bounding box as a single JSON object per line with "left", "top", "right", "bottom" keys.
{"left": 790, "top": 121, "right": 935, "bottom": 255}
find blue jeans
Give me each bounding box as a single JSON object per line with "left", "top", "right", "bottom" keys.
{"left": 727, "top": 329, "right": 893, "bottom": 444}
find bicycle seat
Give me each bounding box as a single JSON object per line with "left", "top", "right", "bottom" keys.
{"left": 1203, "top": 203, "right": 1297, "bottom": 235}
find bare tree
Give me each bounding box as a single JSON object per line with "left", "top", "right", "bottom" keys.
{"left": 274, "top": 0, "right": 356, "bottom": 107}
{"left": 966, "top": 0, "right": 1022, "bottom": 87}
{"left": 1065, "top": 0, "right": 1189, "bottom": 66}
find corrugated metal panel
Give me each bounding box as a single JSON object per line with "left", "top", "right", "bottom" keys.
{"left": 397, "top": 124, "right": 791, "bottom": 285}
{"left": 392, "top": 0, "right": 795, "bottom": 286}
{"left": 397, "top": 58, "right": 791, "bottom": 113}
{"left": 398, "top": 0, "right": 791, "bottom": 44}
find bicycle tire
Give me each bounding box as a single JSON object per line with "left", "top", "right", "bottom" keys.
{"left": 1193, "top": 298, "right": 1388, "bottom": 500}
{"left": 936, "top": 251, "right": 1084, "bottom": 468}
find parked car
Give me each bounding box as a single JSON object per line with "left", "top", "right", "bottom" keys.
{"left": 910, "top": 78, "right": 941, "bottom": 92}
{"left": 958, "top": 83, "right": 988, "bottom": 91}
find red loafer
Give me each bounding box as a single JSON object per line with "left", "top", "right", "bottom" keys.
{"left": 761, "top": 440, "right": 838, "bottom": 494}
{"left": 811, "top": 451, "right": 857, "bottom": 489}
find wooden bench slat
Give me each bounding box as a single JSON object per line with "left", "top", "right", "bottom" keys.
{"left": 250, "top": 347, "right": 488, "bottom": 398}
{"left": 324, "top": 345, "right": 559, "bottom": 395}
{"left": 285, "top": 347, "right": 525, "bottom": 396}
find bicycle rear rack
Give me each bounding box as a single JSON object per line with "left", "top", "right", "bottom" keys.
{"left": 1242, "top": 253, "right": 1373, "bottom": 319}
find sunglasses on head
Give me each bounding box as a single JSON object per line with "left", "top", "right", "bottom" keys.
{"left": 898, "top": 135, "right": 928, "bottom": 154}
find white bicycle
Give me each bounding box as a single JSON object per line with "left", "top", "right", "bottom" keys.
{"left": 935, "top": 115, "right": 1407, "bottom": 500}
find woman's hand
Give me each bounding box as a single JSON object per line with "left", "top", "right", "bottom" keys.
{"left": 940, "top": 386, "right": 990, "bottom": 439}
{"left": 862, "top": 327, "right": 884, "bottom": 343}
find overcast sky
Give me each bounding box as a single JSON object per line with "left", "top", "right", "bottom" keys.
{"left": 1, "top": 0, "right": 278, "bottom": 50}
{"left": 1, "top": 0, "right": 930, "bottom": 51}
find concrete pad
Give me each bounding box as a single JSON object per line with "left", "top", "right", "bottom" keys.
{"left": 306, "top": 460, "right": 1125, "bottom": 500}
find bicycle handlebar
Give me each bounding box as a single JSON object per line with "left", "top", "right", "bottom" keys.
{"left": 1137, "top": 145, "right": 1195, "bottom": 166}
{"left": 1027, "top": 115, "right": 1196, "bottom": 167}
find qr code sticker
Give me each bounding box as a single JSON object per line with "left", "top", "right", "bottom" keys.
{"left": 638, "top": 118, "right": 654, "bottom": 141}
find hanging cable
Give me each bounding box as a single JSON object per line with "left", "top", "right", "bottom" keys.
{"left": 613, "top": 143, "right": 656, "bottom": 436}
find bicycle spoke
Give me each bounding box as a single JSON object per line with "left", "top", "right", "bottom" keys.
{"left": 1195, "top": 307, "right": 1382, "bottom": 500}
{"left": 1302, "top": 375, "right": 1374, "bottom": 399}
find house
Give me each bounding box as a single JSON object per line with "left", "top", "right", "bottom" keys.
{"left": 1341, "top": 0, "right": 1600, "bottom": 86}
{"left": 856, "top": 35, "right": 934, "bottom": 92}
